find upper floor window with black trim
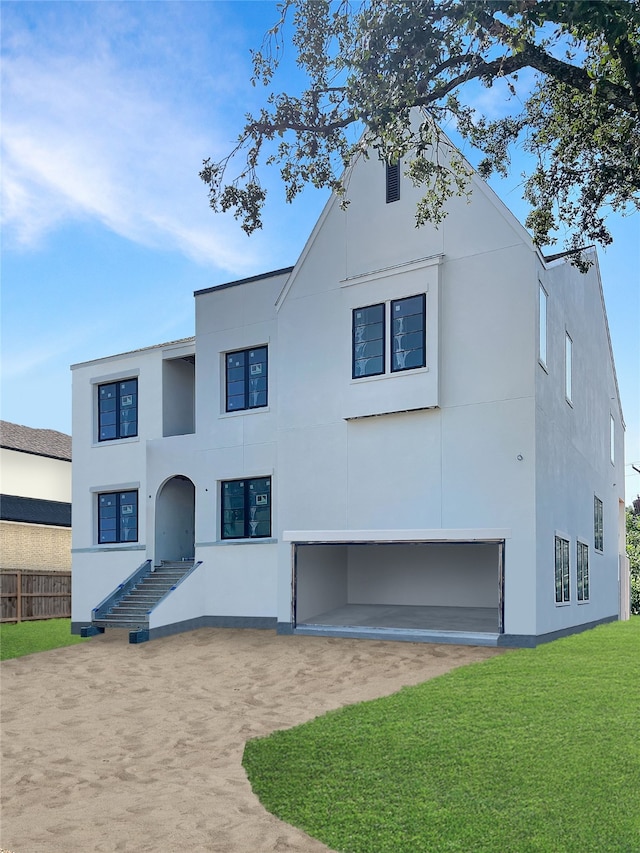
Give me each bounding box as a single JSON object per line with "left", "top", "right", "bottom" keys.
{"left": 221, "top": 477, "right": 271, "bottom": 539}
{"left": 353, "top": 304, "right": 385, "bottom": 378}
{"left": 353, "top": 295, "right": 425, "bottom": 379}
{"left": 391, "top": 295, "right": 426, "bottom": 371}
{"left": 226, "top": 347, "right": 268, "bottom": 412}
{"left": 386, "top": 161, "right": 400, "bottom": 203}
{"left": 99, "top": 379, "right": 138, "bottom": 441}
{"left": 98, "top": 490, "right": 138, "bottom": 544}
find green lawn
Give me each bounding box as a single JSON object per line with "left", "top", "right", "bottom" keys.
{"left": 243, "top": 619, "right": 640, "bottom": 853}
{"left": 0, "top": 618, "right": 88, "bottom": 660}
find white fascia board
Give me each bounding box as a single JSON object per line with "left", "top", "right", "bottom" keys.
{"left": 71, "top": 337, "right": 195, "bottom": 370}
{"left": 283, "top": 529, "right": 511, "bottom": 543}
{"left": 340, "top": 253, "right": 444, "bottom": 287}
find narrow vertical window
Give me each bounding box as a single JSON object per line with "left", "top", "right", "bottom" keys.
{"left": 565, "top": 333, "right": 572, "bottom": 403}
{"left": 221, "top": 477, "right": 271, "bottom": 539}
{"left": 98, "top": 379, "right": 138, "bottom": 441}
{"left": 386, "top": 161, "right": 400, "bottom": 203}
{"left": 594, "top": 496, "right": 603, "bottom": 552}
{"left": 610, "top": 415, "right": 615, "bottom": 464}
{"left": 577, "top": 541, "right": 590, "bottom": 602}
{"left": 554, "top": 535, "right": 570, "bottom": 604}
{"left": 539, "top": 284, "right": 547, "bottom": 366}
{"left": 98, "top": 491, "right": 138, "bottom": 544}
{"left": 391, "top": 294, "right": 426, "bottom": 372}
{"left": 353, "top": 304, "right": 385, "bottom": 378}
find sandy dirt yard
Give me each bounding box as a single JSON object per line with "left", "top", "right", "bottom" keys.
{"left": 1, "top": 628, "right": 503, "bottom": 852}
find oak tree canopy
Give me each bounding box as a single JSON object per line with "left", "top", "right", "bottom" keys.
{"left": 200, "top": 1, "right": 640, "bottom": 263}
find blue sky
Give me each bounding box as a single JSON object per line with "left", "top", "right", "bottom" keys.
{"left": 1, "top": 1, "right": 638, "bottom": 501}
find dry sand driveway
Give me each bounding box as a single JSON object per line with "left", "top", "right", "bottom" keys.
{"left": 1, "top": 628, "right": 502, "bottom": 852}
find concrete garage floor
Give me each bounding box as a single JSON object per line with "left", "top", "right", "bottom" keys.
{"left": 296, "top": 603, "right": 501, "bottom": 645}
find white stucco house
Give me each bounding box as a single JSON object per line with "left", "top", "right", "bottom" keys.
{"left": 71, "top": 147, "right": 628, "bottom": 646}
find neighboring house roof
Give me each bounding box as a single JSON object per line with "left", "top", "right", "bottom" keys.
{"left": 0, "top": 421, "right": 72, "bottom": 461}
{"left": 0, "top": 494, "right": 72, "bottom": 527}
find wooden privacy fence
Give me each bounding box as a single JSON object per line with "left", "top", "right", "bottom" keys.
{"left": 1, "top": 570, "right": 71, "bottom": 623}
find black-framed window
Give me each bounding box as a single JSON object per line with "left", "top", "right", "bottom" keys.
{"left": 225, "top": 347, "right": 268, "bottom": 412}
{"left": 386, "top": 161, "right": 400, "bottom": 203}
{"left": 221, "top": 477, "right": 271, "bottom": 539}
{"left": 555, "top": 535, "right": 570, "bottom": 604}
{"left": 98, "top": 491, "right": 138, "bottom": 544}
{"left": 594, "top": 496, "right": 603, "bottom": 552}
{"left": 391, "top": 294, "right": 426, "bottom": 372}
{"left": 353, "top": 304, "right": 385, "bottom": 378}
{"left": 577, "top": 541, "right": 590, "bottom": 602}
{"left": 353, "top": 296, "right": 426, "bottom": 379}
{"left": 98, "top": 379, "right": 138, "bottom": 441}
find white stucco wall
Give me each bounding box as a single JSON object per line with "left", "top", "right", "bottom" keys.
{"left": 0, "top": 447, "right": 71, "bottom": 502}
{"left": 275, "top": 151, "right": 539, "bottom": 634}
{"left": 534, "top": 254, "right": 625, "bottom": 635}
{"left": 347, "top": 543, "right": 498, "bottom": 608}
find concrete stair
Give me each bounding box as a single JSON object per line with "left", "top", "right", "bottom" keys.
{"left": 92, "top": 561, "right": 195, "bottom": 629}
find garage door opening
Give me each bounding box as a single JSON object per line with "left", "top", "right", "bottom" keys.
{"left": 293, "top": 541, "right": 504, "bottom": 641}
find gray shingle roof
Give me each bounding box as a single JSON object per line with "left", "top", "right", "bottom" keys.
{"left": 0, "top": 421, "right": 72, "bottom": 461}
{"left": 0, "top": 494, "right": 72, "bottom": 527}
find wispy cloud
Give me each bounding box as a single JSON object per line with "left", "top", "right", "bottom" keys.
{"left": 0, "top": 2, "right": 269, "bottom": 274}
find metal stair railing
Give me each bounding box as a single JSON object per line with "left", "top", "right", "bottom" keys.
{"left": 146, "top": 561, "right": 202, "bottom": 616}
{"left": 92, "top": 559, "right": 153, "bottom": 622}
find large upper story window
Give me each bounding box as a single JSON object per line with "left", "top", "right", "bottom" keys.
{"left": 353, "top": 304, "right": 385, "bottom": 378}
{"left": 99, "top": 379, "right": 138, "bottom": 441}
{"left": 98, "top": 490, "right": 138, "bottom": 544}
{"left": 391, "top": 294, "right": 426, "bottom": 372}
{"left": 226, "top": 347, "right": 268, "bottom": 412}
{"left": 353, "top": 295, "right": 426, "bottom": 379}
{"left": 221, "top": 477, "right": 271, "bottom": 539}
{"left": 554, "top": 535, "right": 570, "bottom": 604}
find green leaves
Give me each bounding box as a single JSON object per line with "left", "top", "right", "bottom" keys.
{"left": 201, "top": 0, "right": 640, "bottom": 256}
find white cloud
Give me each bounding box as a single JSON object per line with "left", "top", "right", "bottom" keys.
{"left": 0, "top": 3, "right": 268, "bottom": 274}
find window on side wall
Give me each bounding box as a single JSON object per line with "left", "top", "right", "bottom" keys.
{"left": 225, "top": 347, "right": 268, "bottom": 412}
{"left": 577, "top": 541, "right": 590, "bottom": 602}
{"left": 554, "top": 535, "right": 570, "bottom": 604}
{"left": 221, "top": 477, "right": 271, "bottom": 539}
{"left": 539, "top": 284, "right": 547, "bottom": 366}
{"left": 610, "top": 415, "right": 615, "bottom": 464}
{"left": 594, "top": 496, "right": 603, "bottom": 552}
{"left": 98, "top": 491, "right": 138, "bottom": 544}
{"left": 98, "top": 379, "right": 138, "bottom": 441}
{"left": 565, "top": 333, "right": 572, "bottom": 403}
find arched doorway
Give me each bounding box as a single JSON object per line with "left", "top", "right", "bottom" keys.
{"left": 155, "top": 476, "right": 195, "bottom": 564}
